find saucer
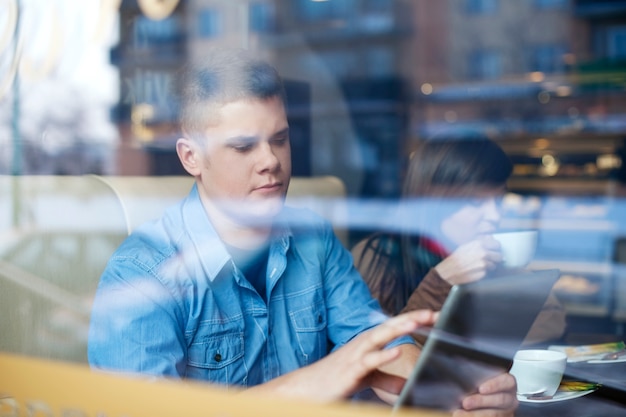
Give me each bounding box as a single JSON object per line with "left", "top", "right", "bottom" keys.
{"left": 518, "top": 389, "right": 596, "bottom": 403}
{"left": 548, "top": 343, "right": 626, "bottom": 363}
{"left": 586, "top": 357, "right": 626, "bottom": 364}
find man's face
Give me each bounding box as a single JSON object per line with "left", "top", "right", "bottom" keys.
{"left": 194, "top": 96, "right": 291, "bottom": 225}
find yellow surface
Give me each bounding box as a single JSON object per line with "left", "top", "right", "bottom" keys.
{"left": 0, "top": 352, "right": 448, "bottom": 417}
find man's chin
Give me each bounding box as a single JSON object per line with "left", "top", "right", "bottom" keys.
{"left": 227, "top": 201, "right": 284, "bottom": 226}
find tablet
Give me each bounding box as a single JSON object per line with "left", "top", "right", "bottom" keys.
{"left": 393, "top": 268, "right": 561, "bottom": 412}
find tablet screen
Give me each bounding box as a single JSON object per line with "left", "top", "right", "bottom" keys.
{"left": 394, "top": 269, "right": 561, "bottom": 412}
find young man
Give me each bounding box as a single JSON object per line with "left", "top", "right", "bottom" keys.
{"left": 88, "top": 48, "right": 517, "bottom": 413}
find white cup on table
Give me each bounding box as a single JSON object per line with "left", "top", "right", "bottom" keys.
{"left": 509, "top": 349, "right": 567, "bottom": 397}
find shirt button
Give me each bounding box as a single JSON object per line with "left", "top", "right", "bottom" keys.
{"left": 317, "top": 315, "right": 323, "bottom": 323}
{"left": 214, "top": 353, "right": 222, "bottom": 362}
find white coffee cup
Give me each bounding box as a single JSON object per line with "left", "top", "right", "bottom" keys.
{"left": 492, "top": 230, "right": 538, "bottom": 268}
{"left": 509, "top": 349, "right": 567, "bottom": 397}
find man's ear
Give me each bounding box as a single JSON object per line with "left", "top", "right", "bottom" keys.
{"left": 176, "top": 137, "right": 202, "bottom": 176}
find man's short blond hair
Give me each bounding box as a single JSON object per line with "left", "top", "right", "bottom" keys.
{"left": 177, "top": 48, "right": 286, "bottom": 140}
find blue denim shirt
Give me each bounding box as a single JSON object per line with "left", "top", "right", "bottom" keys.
{"left": 88, "top": 184, "right": 412, "bottom": 387}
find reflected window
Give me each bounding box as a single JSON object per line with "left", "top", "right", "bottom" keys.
{"left": 608, "top": 25, "right": 626, "bottom": 59}
{"left": 133, "top": 15, "right": 184, "bottom": 47}
{"left": 534, "top": 0, "right": 569, "bottom": 10}
{"left": 295, "top": 0, "right": 355, "bottom": 22}
{"left": 365, "top": 47, "right": 394, "bottom": 77}
{"left": 360, "top": 1, "right": 394, "bottom": 33}
{"left": 593, "top": 24, "right": 626, "bottom": 60}
{"left": 465, "top": 0, "right": 499, "bottom": 14}
{"left": 531, "top": 44, "right": 568, "bottom": 73}
{"left": 289, "top": 50, "right": 363, "bottom": 79}
{"left": 249, "top": 2, "right": 275, "bottom": 33}
{"left": 320, "top": 50, "right": 359, "bottom": 78}
{"left": 289, "top": 52, "right": 318, "bottom": 77}
{"left": 198, "top": 8, "right": 222, "bottom": 38}
{"left": 5, "top": 0, "right": 626, "bottom": 386}
{"left": 468, "top": 49, "right": 502, "bottom": 80}
{"left": 363, "top": 0, "right": 392, "bottom": 13}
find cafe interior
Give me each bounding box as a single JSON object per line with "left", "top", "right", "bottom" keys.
{"left": 2, "top": 0, "right": 626, "bottom": 416}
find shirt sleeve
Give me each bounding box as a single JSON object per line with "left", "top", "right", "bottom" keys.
{"left": 87, "top": 257, "right": 187, "bottom": 378}
{"left": 400, "top": 268, "right": 453, "bottom": 314}
{"left": 320, "top": 225, "right": 415, "bottom": 349}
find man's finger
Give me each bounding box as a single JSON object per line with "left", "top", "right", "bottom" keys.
{"left": 359, "top": 310, "right": 436, "bottom": 353}
{"left": 368, "top": 369, "right": 407, "bottom": 396}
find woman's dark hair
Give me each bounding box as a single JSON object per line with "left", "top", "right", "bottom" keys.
{"left": 402, "top": 136, "right": 513, "bottom": 199}
{"left": 357, "top": 136, "right": 513, "bottom": 315}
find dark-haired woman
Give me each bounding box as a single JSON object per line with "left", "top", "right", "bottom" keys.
{"left": 352, "top": 137, "right": 566, "bottom": 345}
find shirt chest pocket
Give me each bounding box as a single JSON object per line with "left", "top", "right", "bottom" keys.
{"left": 186, "top": 329, "right": 247, "bottom": 386}
{"left": 289, "top": 301, "right": 328, "bottom": 366}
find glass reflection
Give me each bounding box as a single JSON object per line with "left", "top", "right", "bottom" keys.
{"left": 1, "top": 0, "right": 626, "bottom": 415}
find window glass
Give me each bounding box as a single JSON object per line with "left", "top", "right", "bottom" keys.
{"left": 608, "top": 25, "right": 626, "bottom": 59}
{"left": 534, "top": 0, "right": 569, "bottom": 10}
{"left": 3, "top": 1, "right": 626, "bottom": 413}
{"left": 365, "top": 46, "right": 394, "bottom": 77}
{"left": 320, "top": 50, "right": 360, "bottom": 78}
{"left": 364, "top": 0, "right": 392, "bottom": 13}
{"left": 249, "top": 2, "right": 276, "bottom": 33}
{"left": 468, "top": 49, "right": 502, "bottom": 80}
{"left": 466, "top": 0, "right": 499, "bottom": 14}
{"left": 295, "top": 0, "right": 356, "bottom": 22}
{"left": 197, "top": 7, "right": 222, "bottom": 38}
{"left": 134, "top": 15, "right": 184, "bottom": 47}
{"left": 531, "top": 44, "right": 568, "bottom": 73}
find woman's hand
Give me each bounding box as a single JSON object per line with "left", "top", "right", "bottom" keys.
{"left": 454, "top": 372, "right": 519, "bottom": 417}
{"left": 434, "top": 236, "right": 502, "bottom": 286}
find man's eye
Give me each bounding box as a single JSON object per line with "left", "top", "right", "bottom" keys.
{"left": 273, "top": 136, "right": 289, "bottom": 146}
{"left": 233, "top": 144, "right": 253, "bottom": 152}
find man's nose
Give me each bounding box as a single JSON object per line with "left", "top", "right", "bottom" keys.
{"left": 257, "top": 142, "right": 280, "bottom": 171}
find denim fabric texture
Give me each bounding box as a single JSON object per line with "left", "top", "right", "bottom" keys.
{"left": 88, "top": 184, "right": 412, "bottom": 387}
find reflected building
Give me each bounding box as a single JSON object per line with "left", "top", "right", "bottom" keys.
{"left": 412, "top": 0, "right": 626, "bottom": 196}
{"left": 115, "top": 0, "right": 414, "bottom": 197}
{"left": 0, "top": 2, "right": 120, "bottom": 176}
{"left": 112, "top": 0, "right": 626, "bottom": 198}
{"left": 112, "top": 0, "right": 189, "bottom": 175}
{"left": 3, "top": 0, "right": 626, "bottom": 372}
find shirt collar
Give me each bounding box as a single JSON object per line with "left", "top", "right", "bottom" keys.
{"left": 181, "top": 184, "right": 293, "bottom": 282}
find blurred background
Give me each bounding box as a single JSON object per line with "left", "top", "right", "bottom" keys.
{"left": 2, "top": 0, "right": 626, "bottom": 361}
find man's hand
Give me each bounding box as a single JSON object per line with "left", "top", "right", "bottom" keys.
{"left": 454, "top": 373, "right": 519, "bottom": 417}
{"left": 248, "top": 309, "right": 518, "bottom": 417}
{"left": 247, "top": 310, "right": 435, "bottom": 403}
